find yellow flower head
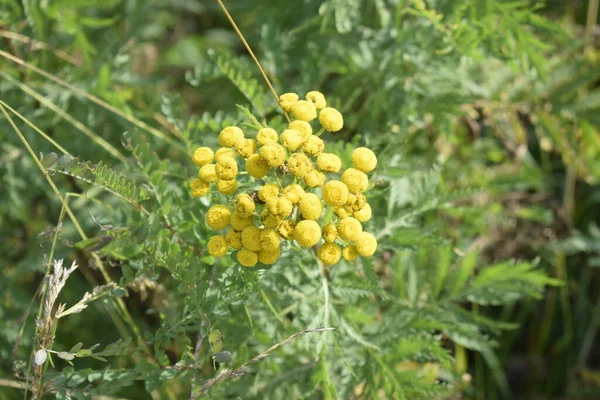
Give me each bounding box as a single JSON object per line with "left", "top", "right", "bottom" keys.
{"left": 217, "top": 178, "right": 237, "bottom": 195}
{"left": 218, "top": 126, "right": 244, "bottom": 148}
{"left": 282, "top": 184, "right": 305, "bottom": 204}
{"left": 316, "top": 153, "right": 342, "bottom": 173}
{"left": 261, "top": 210, "right": 282, "bottom": 228}
{"left": 294, "top": 220, "right": 322, "bottom": 248}
{"left": 260, "top": 228, "right": 281, "bottom": 252}
{"left": 257, "top": 128, "right": 279, "bottom": 146}
{"left": 215, "top": 147, "right": 236, "bottom": 163}
{"left": 322, "top": 180, "right": 349, "bottom": 207}
{"left": 302, "top": 136, "right": 324, "bottom": 157}
{"left": 287, "top": 153, "right": 313, "bottom": 178}
{"left": 288, "top": 120, "right": 312, "bottom": 143}
{"left": 354, "top": 203, "right": 372, "bottom": 222}
{"left": 346, "top": 193, "right": 367, "bottom": 212}
{"left": 318, "top": 243, "right": 341, "bottom": 265}
{"left": 216, "top": 157, "right": 238, "bottom": 181}
{"left": 303, "top": 169, "right": 326, "bottom": 188}
{"left": 341, "top": 168, "right": 369, "bottom": 194}
{"left": 226, "top": 229, "right": 243, "bottom": 250}
{"left": 258, "top": 248, "right": 281, "bottom": 265}
{"left": 259, "top": 144, "right": 286, "bottom": 168}
{"left": 206, "top": 205, "right": 231, "bottom": 230}
{"left": 298, "top": 192, "right": 323, "bottom": 220}
{"left": 306, "top": 91, "right": 327, "bottom": 110}
{"left": 291, "top": 100, "right": 317, "bottom": 122}
{"left": 208, "top": 235, "right": 228, "bottom": 257}
{"left": 235, "top": 138, "right": 257, "bottom": 159}
{"left": 352, "top": 147, "right": 377, "bottom": 172}
{"left": 322, "top": 224, "right": 338, "bottom": 243}
{"left": 342, "top": 245, "right": 358, "bottom": 261}
{"left": 266, "top": 196, "right": 293, "bottom": 218}
{"left": 258, "top": 183, "right": 280, "bottom": 203}
{"left": 356, "top": 232, "right": 377, "bottom": 257}
{"left": 337, "top": 217, "right": 363, "bottom": 242}
{"left": 198, "top": 164, "right": 217, "bottom": 183}
{"left": 246, "top": 154, "right": 270, "bottom": 178}
{"left": 241, "top": 226, "right": 263, "bottom": 252}
{"left": 280, "top": 129, "right": 305, "bottom": 151}
{"left": 334, "top": 206, "right": 350, "bottom": 219}
{"left": 237, "top": 249, "right": 258, "bottom": 267}
{"left": 319, "top": 107, "right": 343, "bottom": 132}
{"left": 192, "top": 147, "right": 214, "bottom": 166}
{"left": 279, "top": 92, "right": 299, "bottom": 113}
{"left": 277, "top": 220, "right": 296, "bottom": 240}
{"left": 235, "top": 193, "right": 255, "bottom": 218}
{"left": 231, "top": 212, "right": 254, "bottom": 231}
{"left": 190, "top": 178, "right": 210, "bottom": 197}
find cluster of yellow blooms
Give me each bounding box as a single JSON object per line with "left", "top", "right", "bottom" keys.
{"left": 189, "top": 90, "right": 378, "bottom": 267}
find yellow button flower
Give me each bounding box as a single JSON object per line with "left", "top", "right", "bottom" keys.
{"left": 279, "top": 92, "right": 299, "bottom": 113}
{"left": 303, "top": 169, "right": 326, "bottom": 188}
{"left": 257, "top": 128, "right": 279, "bottom": 145}
{"left": 190, "top": 178, "right": 210, "bottom": 197}
{"left": 287, "top": 153, "right": 312, "bottom": 178}
{"left": 231, "top": 212, "right": 254, "bottom": 231}
{"left": 259, "top": 144, "right": 286, "bottom": 167}
{"left": 226, "top": 229, "right": 242, "bottom": 249}
{"left": 346, "top": 193, "right": 366, "bottom": 212}
{"left": 235, "top": 194, "right": 255, "bottom": 218}
{"left": 288, "top": 120, "right": 312, "bottom": 143}
{"left": 235, "top": 138, "right": 257, "bottom": 159}
{"left": 356, "top": 232, "right": 377, "bottom": 257}
{"left": 316, "top": 153, "right": 342, "bottom": 173}
{"left": 198, "top": 164, "right": 217, "bottom": 183}
{"left": 260, "top": 228, "right": 281, "bottom": 252}
{"left": 299, "top": 193, "right": 322, "bottom": 220}
{"left": 319, "top": 107, "right": 343, "bottom": 132}
{"left": 302, "top": 136, "right": 324, "bottom": 157}
{"left": 241, "top": 226, "right": 263, "bottom": 252}
{"left": 342, "top": 245, "right": 358, "bottom": 261}
{"left": 246, "top": 154, "right": 270, "bottom": 178}
{"left": 258, "top": 183, "right": 280, "bottom": 202}
{"left": 322, "top": 224, "right": 337, "bottom": 243}
{"left": 341, "top": 168, "right": 369, "bottom": 194}
{"left": 258, "top": 248, "right": 281, "bottom": 265}
{"left": 337, "top": 217, "right": 363, "bottom": 242}
{"left": 277, "top": 220, "right": 296, "bottom": 240}
{"left": 290, "top": 100, "right": 317, "bottom": 122}
{"left": 216, "top": 157, "right": 238, "bottom": 181}
{"left": 322, "top": 180, "right": 349, "bottom": 207}
{"left": 215, "top": 147, "right": 236, "bottom": 163}
{"left": 218, "top": 126, "right": 244, "bottom": 148}
{"left": 216, "top": 179, "right": 237, "bottom": 195}
{"left": 334, "top": 206, "right": 350, "bottom": 219}
{"left": 266, "top": 196, "right": 293, "bottom": 218}
{"left": 318, "top": 243, "right": 341, "bottom": 265}
{"left": 237, "top": 249, "right": 258, "bottom": 267}
{"left": 306, "top": 91, "right": 327, "bottom": 110}
{"left": 280, "top": 129, "right": 305, "bottom": 151}
{"left": 352, "top": 147, "right": 377, "bottom": 172}
{"left": 294, "top": 220, "right": 321, "bottom": 248}
{"left": 261, "top": 210, "right": 282, "bottom": 228}
{"left": 192, "top": 147, "right": 214, "bottom": 166}
{"left": 208, "top": 235, "right": 228, "bottom": 257}
{"left": 354, "top": 203, "right": 372, "bottom": 222}
{"left": 282, "top": 184, "right": 305, "bottom": 204}
{"left": 206, "top": 205, "right": 231, "bottom": 230}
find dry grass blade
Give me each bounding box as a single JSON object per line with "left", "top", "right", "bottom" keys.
{"left": 0, "top": 29, "right": 82, "bottom": 66}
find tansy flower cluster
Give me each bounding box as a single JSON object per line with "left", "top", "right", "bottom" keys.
{"left": 190, "top": 90, "right": 378, "bottom": 267}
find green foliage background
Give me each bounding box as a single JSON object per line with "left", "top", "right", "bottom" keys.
{"left": 1, "top": 0, "right": 599, "bottom": 399}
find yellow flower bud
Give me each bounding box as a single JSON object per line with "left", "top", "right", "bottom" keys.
{"left": 288, "top": 120, "right": 312, "bottom": 143}
{"left": 316, "top": 153, "right": 342, "bottom": 173}
{"left": 260, "top": 228, "right": 281, "bottom": 252}
{"left": 298, "top": 193, "right": 322, "bottom": 220}
{"left": 346, "top": 193, "right": 366, "bottom": 212}
{"left": 216, "top": 157, "right": 238, "bottom": 180}
{"left": 241, "top": 226, "right": 262, "bottom": 252}
{"left": 259, "top": 144, "right": 286, "bottom": 167}
{"left": 218, "top": 126, "right": 244, "bottom": 148}
{"left": 356, "top": 232, "right": 377, "bottom": 257}
{"left": 277, "top": 220, "right": 296, "bottom": 240}
{"left": 282, "top": 184, "right": 305, "bottom": 204}
{"left": 190, "top": 178, "right": 210, "bottom": 197}
{"left": 341, "top": 168, "right": 369, "bottom": 194}
{"left": 287, "top": 153, "right": 312, "bottom": 178}
{"left": 192, "top": 147, "right": 214, "bottom": 166}
{"left": 235, "top": 193, "right": 255, "bottom": 218}
{"left": 291, "top": 100, "right": 317, "bottom": 122}
{"left": 266, "top": 196, "right": 293, "bottom": 218}
{"left": 246, "top": 154, "right": 270, "bottom": 178}
{"left": 206, "top": 205, "right": 231, "bottom": 230}
{"left": 303, "top": 169, "right": 326, "bottom": 188}
{"left": 337, "top": 217, "right": 363, "bottom": 242}
{"left": 231, "top": 212, "right": 254, "bottom": 231}
{"left": 237, "top": 249, "right": 258, "bottom": 267}
{"left": 306, "top": 91, "right": 327, "bottom": 110}
{"left": 258, "top": 183, "right": 280, "bottom": 202}
{"left": 322, "top": 180, "right": 349, "bottom": 207}
{"left": 354, "top": 203, "right": 372, "bottom": 222}
{"left": 257, "top": 127, "right": 279, "bottom": 145}
{"left": 342, "top": 245, "right": 358, "bottom": 261}
{"left": 280, "top": 129, "right": 305, "bottom": 151}
{"left": 279, "top": 92, "right": 299, "bottom": 112}
{"left": 226, "top": 229, "right": 243, "bottom": 249}
{"left": 334, "top": 206, "right": 350, "bottom": 219}
{"left": 208, "top": 235, "right": 228, "bottom": 257}
{"left": 235, "top": 138, "right": 257, "bottom": 159}
{"left": 261, "top": 210, "right": 282, "bottom": 228}
{"left": 198, "top": 164, "right": 217, "bottom": 183}
{"left": 294, "top": 220, "right": 321, "bottom": 248}
{"left": 352, "top": 147, "right": 377, "bottom": 172}
{"left": 216, "top": 179, "right": 237, "bottom": 195}
{"left": 215, "top": 147, "right": 236, "bottom": 163}
{"left": 322, "top": 224, "right": 338, "bottom": 243}
{"left": 302, "top": 136, "right": 324, "bottom": 157}
{"left": 318, "top": 243, "right": 341, "bottom": 265}
{"left": 258, "top": 248, "right": 281, "bottom": 265}
{"left": 319, "top": 107, "right": 343, "bottom": 132}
